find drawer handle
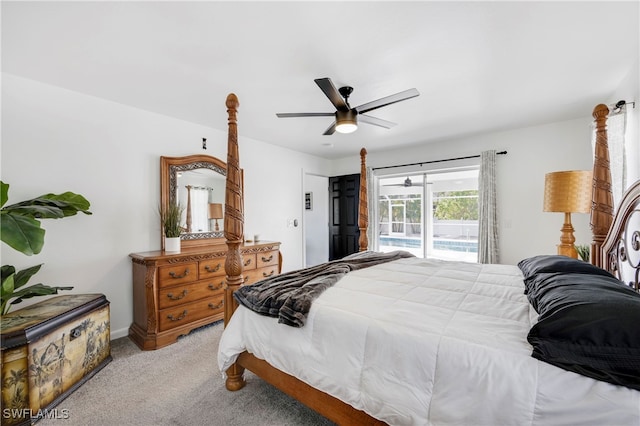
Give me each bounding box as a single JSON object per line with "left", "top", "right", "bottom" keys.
{"left": 167, "top": 290, "right": 188, "bottom": 300}
{"left": 263, "top": 270, "right": 275, "bottom": 278}
{"left": 167, "top": 310, "right": 188, "bottom": 321}
{"left": 208, "top": 301, "right": 223, "bottom": 310}
{"left": 244, "top": 258, "right": 252, "bottom": 266}
{"left": 208, "top": 282, "right": 224, "bottom": 291}
{"left": 261, "top": 254, "right": 273, "bottom": 262}
{"left": 204, "top": 264, "right": 221, "bottom": 273}
{"left": 169, "top": 268, "right": 190, "bottom": 279}
{"left": 70, "top": 325, "right": 83, "bottom": 340}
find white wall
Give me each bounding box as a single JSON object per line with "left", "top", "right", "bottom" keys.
{"left": 331, "top": 117, "right": 596, "bottom": 266}
{"left": 1, "top": 73, "right": 331, "bottom": 339}
{"left": 240, "top": 136, "right": 332, "bottom": 272}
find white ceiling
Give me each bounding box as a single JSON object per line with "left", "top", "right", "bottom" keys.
{"left": 2, "top": 1, "right": 638, "bottom": 159}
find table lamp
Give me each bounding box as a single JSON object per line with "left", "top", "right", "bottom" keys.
{"left": 208, "top": 203, "right": 223, "bottom": 231}
{"left": 543, "top": 170, "right": 592, "bottom": 258}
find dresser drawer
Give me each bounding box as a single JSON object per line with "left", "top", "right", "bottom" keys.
{"left": 158, "top": 295, "right": 224, "bottom": 332}
{"left": 157, "top": 279, "right": 225, "bottom": 310}
{"left": 244, "top": 266, "right": 278, "bottom": 285}
{"left": 199, "top": 258, "right": 225, "bottom": 278}
{"left": 243, "top": 253, "right": 257, "bottom": 270}
{"left": 158, "top": 262, "right": 197, "bottom": 288}
{"left": 257, "top": 250, "right": 279, "bottom": 268}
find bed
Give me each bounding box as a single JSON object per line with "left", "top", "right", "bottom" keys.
{"left": 218, "top": 95, "right": 640, "bottom": 425}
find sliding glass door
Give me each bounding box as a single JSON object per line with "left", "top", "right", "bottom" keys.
{"left": 378, "top": 176, "right": 423, "bottom": 256}
{"left": 376, "top": 168, "right": 479, "bottom": 262}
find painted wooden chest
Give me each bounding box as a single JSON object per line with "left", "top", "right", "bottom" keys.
{"left": 1, "top": 294, "right": 112, "bottom": 425}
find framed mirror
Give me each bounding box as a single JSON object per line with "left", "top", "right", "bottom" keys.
{"left": 160, "top": 154, "right": 238, "bottom": 250}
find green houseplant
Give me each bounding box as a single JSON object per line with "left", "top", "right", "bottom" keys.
{"left": 575, "top": 244, "right": 590, "bottom": 262}
{"left": 0, "top": 181, "right": 92, "bottom": 315}
{"left": 159, "top": 202, "right": 184, "bottom": 252}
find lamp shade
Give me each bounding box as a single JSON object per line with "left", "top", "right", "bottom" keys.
{"left": 208, "top": 203, "right": 223, "bottom": 219}
{"left": 543, "top": 171, "right": 593, "bottom": 213}
{"left": 335, "top": 110, "right": 358, "bottom": 134}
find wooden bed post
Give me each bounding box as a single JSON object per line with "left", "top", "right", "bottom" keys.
{"left": 590, "top": 104, "right": 614, "bottom": 268}
{"left": 223, "top": 93, "right": 246, "bottom": 391}
{"left": 358, "top": 148, "right": 369, "bottom": 252}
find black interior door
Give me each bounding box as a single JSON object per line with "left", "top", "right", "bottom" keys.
{"left": 329, "top": 173, "right": 360, "bottom": 260}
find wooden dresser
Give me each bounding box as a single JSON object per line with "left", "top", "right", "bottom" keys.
{"left": 129, "top": 241, "right": 281, "bottom": 350}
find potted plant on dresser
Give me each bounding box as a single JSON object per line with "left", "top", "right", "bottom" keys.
{"left": 160, "top": 201, "right": 185, "bottom": 252}
{"left": 0, "top": 180, "right": 112, "bottom": 426}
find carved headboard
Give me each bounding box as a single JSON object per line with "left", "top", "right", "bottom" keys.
{"left": 589, "top": 103, "right": 639, "bottom": 292}
{"left": 601, "top": 180, "right": 640, "bottom": 292}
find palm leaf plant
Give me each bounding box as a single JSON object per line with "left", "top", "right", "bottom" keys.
{"left": 1, "top": 181, "right": 92, "bottom": 315}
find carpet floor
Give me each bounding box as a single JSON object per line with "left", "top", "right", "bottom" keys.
{"left": 38, "top": 322, "right": 335, "bottom": 426}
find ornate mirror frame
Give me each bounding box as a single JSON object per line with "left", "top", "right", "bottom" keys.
{"left": 160, "top": 154, "right": 240, "bottom": 250}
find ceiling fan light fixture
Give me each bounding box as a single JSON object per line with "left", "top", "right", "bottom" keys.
{"left": 336, "top": 122, "right": 357, "bottom": 134}
{"left": 335, "top": 110, "right": 358, "bottom": 134}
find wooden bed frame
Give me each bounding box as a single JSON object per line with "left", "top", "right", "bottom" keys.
{"left": 220, "top": 94, "right": 639, "bottom": 425}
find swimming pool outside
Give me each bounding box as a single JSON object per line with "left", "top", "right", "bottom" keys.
{"left": 379, "top": 236, "right": 478, "bottom": 262}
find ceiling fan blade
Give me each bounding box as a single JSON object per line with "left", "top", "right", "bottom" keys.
{"left": 323, "top": 121, "right": 337, "bottom": 135}
{"left": 355, "top": 88, "right": 420, "bottom": 114}
{"left": 315, "top": 78, "right": 349, "bottom": 112}
{"left": 358, "top": 114, "right": 397, "bottom": 129}
{"left": 276, "top": 112, "right": 335, "bottom": 118}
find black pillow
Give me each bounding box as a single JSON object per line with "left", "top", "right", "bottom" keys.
{"left": 517, "top": 254, "right": 615, "bottom": 281}
{"left": 526, "top": 272, "right": 640, "bottom": 390}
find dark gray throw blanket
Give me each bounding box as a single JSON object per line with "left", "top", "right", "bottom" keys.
{"left": 234, "top": 250, "right": 415, "bottom": 327}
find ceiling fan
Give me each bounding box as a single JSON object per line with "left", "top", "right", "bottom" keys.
{"left": 276, "top": 78, "right": 420, "bottom": 135}
{"left": 383, "top": 177, "right": 425, "bottom": 188}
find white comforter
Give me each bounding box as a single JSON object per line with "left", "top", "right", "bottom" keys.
{"left": 218, "top": 257, "right": 640, "bottom": 425}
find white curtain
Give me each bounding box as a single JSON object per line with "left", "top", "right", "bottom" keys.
{"left": 190, "top": 187, "right": 209, "bottom": 232}
{"left": 590, "top": 105, "right": 629, "bottom": 210}
{"left": 605, "top": 108, "right": 627, "bottom": 210}
{"left": 478, "top": 150, "right": 499, "bottom": 264}
{"left": 366, "top": 166, "right": 376, "bottom": 251}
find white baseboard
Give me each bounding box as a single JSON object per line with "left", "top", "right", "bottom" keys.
{"left": 110, "top": 327, "right": 129, "bottom": 340}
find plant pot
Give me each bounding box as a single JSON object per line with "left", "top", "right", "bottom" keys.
{"left": 165, "top": 237, "right": 181, "bottom": 253}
